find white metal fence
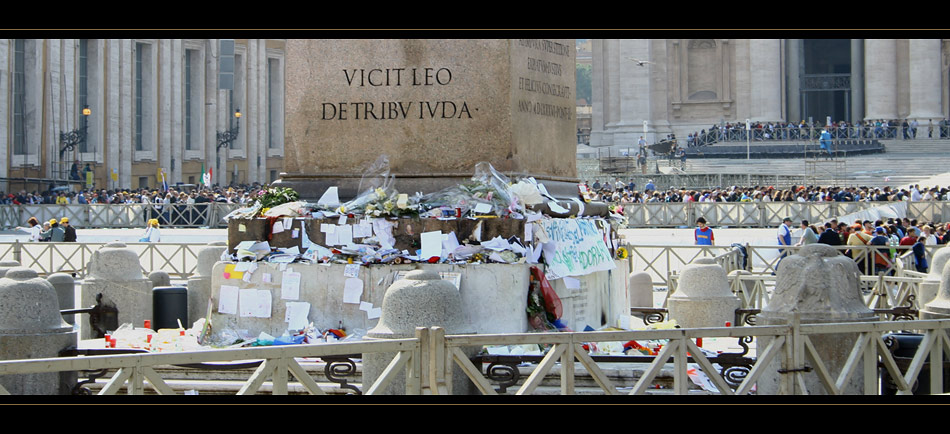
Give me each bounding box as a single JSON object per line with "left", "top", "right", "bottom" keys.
{"left": 2, "top": 321, "right": 948, "bottom": 395}
{"left": 623, "top": 201, "right": 950, "bottom": 228}
{"left": 0, "top": 241, "right": 209, "bottom": 279}
{"left": 0, "top": 203, "right": 242, "bottom": 229}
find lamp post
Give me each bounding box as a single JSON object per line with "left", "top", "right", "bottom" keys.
{"left": 216, "top": 109, "right": 241, "bottom": 186}
{"left": 59, "top": 105, "right": 91, "bottom": 181}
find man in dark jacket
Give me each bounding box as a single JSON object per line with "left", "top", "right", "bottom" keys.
{"left": 817, "top": 222, "right": 842, "bottom": 246}
{"left": 61, "top": 217, "right": 77, "bottom": 242}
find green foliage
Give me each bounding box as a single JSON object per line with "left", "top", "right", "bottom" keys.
{"left": 576, "top": 63, "right": 592, "bottom": 104}
{"left": 254, "top": 186, "right": 300, "bottom": 211}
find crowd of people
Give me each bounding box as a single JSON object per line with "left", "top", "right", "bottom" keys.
{"left": 1, "top": 184, "right": 267, "bottom": 207}
{"left": 683, "top": 118, "right": 950, "bottom": 148}
{"left": 581, "top": 180, "right": 950, "bottom": 205}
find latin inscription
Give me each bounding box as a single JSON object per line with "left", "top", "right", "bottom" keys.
{"left": 515, "top": 39, "right": 574, "bottom": 121}
{"left": 322, "top": 67, "right": 473, "bottom": 120}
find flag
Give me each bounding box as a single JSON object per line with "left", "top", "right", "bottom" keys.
{"left": 199, "top": 163, "right": 205, "bottom": 186}
{"left": 110, "top": 168, "right": 118, "bottom": 182}
{"left": 160, "top": 169, "right": 168, "bottom": 192}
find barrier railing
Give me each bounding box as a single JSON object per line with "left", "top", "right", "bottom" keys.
{"left": 0, "top": 241, "right": 209, "bottom": 279}
{"left": 0, "top": 203, "right": 242, "bottom": 229}
{"left": 4, "top": 321, "right": 948, "bottom": 395}
{"left": 0, "top": 336, "right": 422, "bottom": 395}
{"left": 693, "top": 124, "right": 944, "bottom": 146}
{"left": 629, "top": 243, "right": 938, "bottom": 288}
{"left": 621, "top": 201, "right": 950, "bottom": 228}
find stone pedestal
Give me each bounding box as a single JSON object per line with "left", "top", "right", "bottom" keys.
{"left": 187, "top": 242, "right": 227, "bottom": 326}
{"left": 0, "top": 268, "right": 77, "bottom": 395}
{"left": 46, "top": 273, "right": 75, "bottom": 326}
{"left": 80, "top": 243, "right": 152, "bottom": 339}
{"left": 667, "top": 259, "right": 740, "bottom": 329}
{"left": 629, "top": 271, "right": 654, "bottom": 308}
{"left": 757, "top": 244, "right": 877, "bottom": 395}
{"left": 363, "top": 270, "right": 475, "bottom": 395}
{"left": 921, "top": 259, "right": 950, "bottom": 319}
{"left": 918, "top": 246, "right": 950, "bottom": 306}
{"left": 277, "top": 39, "right": 578, "bottom": 201}
{"left": 0, "top": 261, "right": 21, "bottom": 278}
{"left": 148, "top": 271, "right": 171, "bottom": 289}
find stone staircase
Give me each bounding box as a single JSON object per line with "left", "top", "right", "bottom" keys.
{"left": 581, "top": 138, "right": 950, "bottom": 189}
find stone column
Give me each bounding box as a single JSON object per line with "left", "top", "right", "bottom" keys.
{"left": 749, "top": 39, "right": 783, "bottom": 122}
{"left": 628, "top": 271, "right": 654, "bottom": 308}
{"left": 0, "top": 39, "right": 8, "bottom": 193}
{"left": 667, "top": 258, "right": 740, "bottom": 328}
{"left": 119, "top": 39, "right": 133, "bottom": 189}
{"left": 247, "top": 39, "right": 259, "bottom": 185}
{"left": 105, "top": 39, "right": 121, "bottom": 190}
{"left": 908, "top": 39, "right": 943, "bottom": 122}
{"left": 864, "top": 39, "right": 899, "bottom": 120}
{"left": 205, "top": 39, "right": 219, "bottom": 186}
{"left": 0, "top": 268, "right": 77, "bottom": 395}
{"left": 590, "top": 39, "right": 606, "bottom": 147}
{"left": 364, "top": 270, "right": 475, "bottom": 395}
{"left": 171, "top": 39, "right": 183, "bottom": 185}
{"left": 616, "top": 39, "right": 653, "bottom": 144}
{"left": 159, "top": 40, "right": 172, "bottom": 179}
{"left": 850, "top": 39, "right": 865, "bottom": 123}
{"left": 257, "top": 39, "right": 268, "bottom": 183}
{"left": 786, "top": 39, "right": 802, "bottom": 123}
{"left": 80, "top": 243, "right": 152, "bottom": 340}
{"left": 757, "top": 244, "right": 877, "bottom": 395}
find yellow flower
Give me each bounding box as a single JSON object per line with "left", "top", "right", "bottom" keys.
{"left": 375, "top": 188, "right": 387, "bottom": 200}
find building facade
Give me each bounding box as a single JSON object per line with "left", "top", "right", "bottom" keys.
{"left": 590, "top": 38, "right": 950, "bottom": 148}
{"left": 0, "top": 38, "right": 285, "bottom": 194}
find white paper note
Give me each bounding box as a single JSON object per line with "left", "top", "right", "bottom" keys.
{"left": 262, "top": 273, "right": 272, "bottom": 284}
{"left": 547, "top": 200, "right": 569, "bottom": 214}
{"left": 563, "top": 276, "right": 581, "bottom": 290}
{"left": 343, "top": 277, "right": 363, "bottom": 304}
{"left": 281, "top": 271, "right": 301, "bottom": 300}
{"left": 218, "top": 285, "right": 239, "bottom": 315}
{"left": 285, "top": 302, "right": 311, "bottom": 330}
{"left": 359, "top": 301, "right": 373, "bottom": 312}
{"left": 343, "top": 263, "right": 360, "bottom": 278}
{"left": 421, "top": 231, "right": 443, "bottom": 259}
{"left": 372, "top": 219, "right": 396, "bottom": 249}
{"left": 367, "top": 307, "right": 382, "bottom": 319}
{"left": 442, "top": 231, "right": 460, "bottom": 258}
{"left": 337, "top": 224, "right": 353, "bottom": 246}
{"left": 474, "top": 202, "right": 493, "bottom": 214}
{"left": 272, "top": 220, "right": 285, "bottom": 234}
{"left": 317, "top": 186, "right": 340, "bottom": 208}
{"left": 339, "top": 214, "right": 347, "bottom": 225}
{"left": 239, "top": 288, "right": 272, "bottom": 318}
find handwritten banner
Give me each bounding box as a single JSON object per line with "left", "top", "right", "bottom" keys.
{"left": 538, "top": 219, "right": 615, "bottom": 278}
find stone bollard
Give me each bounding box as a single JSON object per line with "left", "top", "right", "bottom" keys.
{"left": 757, "top": 244, "right": 877, "bottom": 395}
{"left": 0, "top": 260, "right": 22, "bottom": 278}
{"left": 0, "top": 268, "right": 78, "bottom": 394}
{"left": 148, "top": 271, "right": 171, "bottom": 289}
{"left": 186, "top": 242, "right": 227, "bottom": 326}
{"left": 81, "top": 243, "right": 152, "bottom": 340}
{"left": 628, "top": 272, "right": 654, "bottom": 308}
{"left": 363, "top": 269, "right": 476, "bottom": 395}
{"left": 46, "top": 273, "right": 76, "bottom": 326}
{"left": 918, "top": 246, "right": 950, "bottom": 306}
{"left": 921, "top": 259, "right": 950, "bottom": 319}
{"left": 667, "top": 258, "right": 740, "bottom": 328}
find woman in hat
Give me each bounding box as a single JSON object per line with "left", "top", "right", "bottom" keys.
{"left": 40, "top": 219, "right": 66, "bottom": 242}
{"left": 140, "top": 218, "right": 161, "bottom": 243}
{"left": 16, "top": 217, "right": 42, "bottom": 242}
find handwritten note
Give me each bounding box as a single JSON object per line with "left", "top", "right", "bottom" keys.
{"left": 537, "top": 219, "right": 616, "bottom": 278}
{"left": 281, "top": 271, "right": 301, "bottom": 300}
{"left": 218, "top": 285, "right": 239, "bottom": 315}
{"left": 343, "top": 278, "right": 363, "bottom": 304}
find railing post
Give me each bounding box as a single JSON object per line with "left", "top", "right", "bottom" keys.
{"left": 409, "top": 327, "right": 427, "bottom": 395}
{"left": 561, "top": 334, "right": 575, "bottom": 395}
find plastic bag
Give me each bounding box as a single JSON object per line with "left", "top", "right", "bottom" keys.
{"left": 357, "top": 155, "right": 395, "bottom": 199}
{"left": 530, "top": 266, "right": 563, "bottom": 320}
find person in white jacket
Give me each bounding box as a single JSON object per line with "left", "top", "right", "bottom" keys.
{"left": 141, "top": 218, "right": 161, "bottom": 242}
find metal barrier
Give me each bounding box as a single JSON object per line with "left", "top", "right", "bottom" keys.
{"left": 0, "top": 336, "right": 422, "bottom": 395}
{"left": 622, "top": 201, "right": 950, "bottom": 228}
{"left": 0, "top": 241, "right": 209, "bottom": 279}
{"left": 697, "top": 124, "right": 938, "bottom": 145}
{"left": 0, "top": 203, "right": 242, "bottom": 229}
{"left": 3, "top": 321, "right": 948, "bottom": 395}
